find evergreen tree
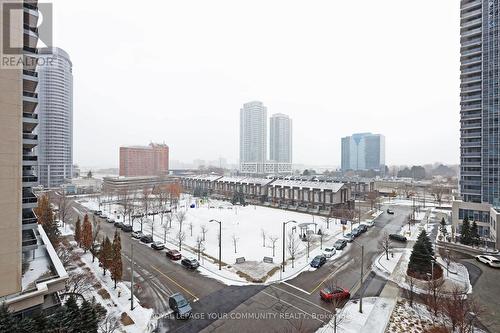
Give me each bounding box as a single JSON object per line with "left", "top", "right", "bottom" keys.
{"left": 111, "top": 229, "right": 123, "bottom": 289}
{"left": 35, "top": 194, "right": 61, "bottom": 248}
{"left": 416, "top": 230, "right": 434, "bottom": 257}
{"left": 63, "top": 295, "right": 80, "bottom": 332}
{"left": 408, "top": 236, "right": 433, "bottom": 275}
{"left": 82, "top": 214, "right": 93, "bottom": 252}
{"left": 470, "top": 221, "right": 480, "bottom": 246}
{"left": 0, "top": 304, "right": 15, "bottom": 333}
{"left": 461, "top": 217, "right": 471, "bottom": 245}
{"left": 74, "top": 216, "right": 82, "bottom": 246}
{"left": 99, "top": 236, "right": 113, "bottom": 276}
{"left": 79, "top": 300, "right": 98, "bottom": 333}
{"left": 16, "top": 317, "right": 37, "bottom": 333}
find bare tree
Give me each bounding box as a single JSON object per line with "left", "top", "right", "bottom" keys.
{"left": 195, "top": 235, "right": 205, "bottom": 261}
{"left": 231, "top": 234, "right": 239, "bottom": 253}
{"left": 156, "top": 186, "right": 169, "bottom": 226}
{"left": 261, "top": 228, "right": 267, "bottom": 247}
{"left": 188, "top": 221, "right": 194, "bottom": 237}
{"left": 165, "top": 211, "right": 174, "bottom": 229}
{"left": 432, "top": 185, "right": 445, "bottom": 207}
{"left": 424, "top": 277, "right": 445, "bottom": 318}
{"left": 162, "top": 222, "right": 170, "bottom": 244}
{"left": 287, "top": 232, "right": 299, "bottom": 268}
{"left": 322, "top": 216, "right": 332, "bottom": 229}
{"left": 405, "top": 275, "right": 417, "bottom": 308}
{"left": 142, "top": 187, "right": 152, "bottom": 217}
{"left": 379, "top": 232, "right": 392, "bottom": 260}
{"left": 200, "top": 224, "right": 208, "bottom": 241}
{"left": 442, "top": 286, "right": 483, "bottom": 333}
{"left": 57, "top": 189, "right": 72, "bottom": 228}
{"left": 176, "top": 231, "right": 186, "bottom": 251}
{"left": 117, "top": 187, "right": 131, "bottom": 225}
{"left": 268, "top": 235, "right": 279, "bottom": 257}
{"left": 366, "top": 191, "right": 378, "bottom": 210}
{"left": 66, "top": 270, "right": 95, "bottom": 295}
{"left": 323, "top": 278, "right": 349, "bottom": 333}
{"left": 99, "top": 313, "right": 121, "bottom": 333}
{"left": 176, "top": 211, "right": 187, "bottom": 234}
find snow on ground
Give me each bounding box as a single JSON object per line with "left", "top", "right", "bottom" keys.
{"left": 22, "top": 247, "right": 52, "bottom": 290}
{"left": 78, "top": 249, "right": 154, "bottom": 333}
{"left": 316, "top": 297, "right": 395, "bottom": 333}
{"left": 77, "top": 194, "right": 376, "bottom": 284}
{"left": 373, "top": 248, "right": 472, "bottom": 294}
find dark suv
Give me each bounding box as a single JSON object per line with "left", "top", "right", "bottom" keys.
{"left": 334, "top": 239, "right": 347, "bottom": 250}
{"left": 310, "top": 255, "right": 327, "bottom": 268}
{"left": 358, "top": 224, "right": 368, "bottom": 233}
{"left": 389, "top": 234, "right": 407, "bottom": 242}
{"left": 140, "top": 235, "right": 153, "bottom": 244}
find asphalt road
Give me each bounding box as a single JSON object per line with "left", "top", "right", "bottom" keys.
{"left": 58, "top": 193, "right": 412, "bottom": 333}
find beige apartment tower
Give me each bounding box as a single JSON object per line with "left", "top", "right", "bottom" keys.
{"left": 0, "top": 0, "right": 67, "bottom": 315}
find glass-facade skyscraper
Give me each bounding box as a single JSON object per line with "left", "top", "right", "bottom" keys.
{"left": 460, "top": 0, "right": 500, "bottom": 207}
{"left": 341, "top": 133, "right": 385, "bottom": 171}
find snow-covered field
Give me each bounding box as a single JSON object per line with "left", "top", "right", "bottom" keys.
{"left": 77, "top": 194, "right": 372, "bottom": 284}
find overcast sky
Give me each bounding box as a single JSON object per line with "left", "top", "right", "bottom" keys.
{"left": 50, "top": 0, "right": 460, "bottom": 169}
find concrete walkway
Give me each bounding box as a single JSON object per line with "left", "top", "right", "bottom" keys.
{"left": 359, "top": 282, "right": 399, "bottom": 333}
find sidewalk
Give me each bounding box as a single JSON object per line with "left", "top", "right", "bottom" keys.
{"left": 359, "top": 282, "right": 399, "bottom": 333}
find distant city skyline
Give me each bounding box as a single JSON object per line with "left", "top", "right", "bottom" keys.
{"left": 50, "top": 0, "right": 460, "bottom": 168}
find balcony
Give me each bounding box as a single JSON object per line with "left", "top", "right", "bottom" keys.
{"left": 22, "top": 173, "right": 38, "bottom": 188}
{"left": 22, "top": 154, "right": 38, "bottom": 166}
{"left": 461, "top": 47, "right": 481, "bottom": 57}
{"left": 23, "top": 70, "right": 38, "bottom": 93}
{"left": 461, "top": 56, "right": 481, "bottom": 66}
{"left": 461, "top": 0, "right": 482, "bottom": 12}
{"left": 22, "top": 133, "right": 38, "bottom": 149}
{"left": 461, "top": 140, "right": 481, "bottom": 147}
{"left": 22, "top": 210, "right": 38, "bottom": 230}
{"left": 461, "top": 38, "right": 481, "bottom": 48}
{"left": 22, "top": 112, "right": 38, "bottom": 132}
{"left": 23, "top": 91, "right": 38, "bottom": 114}
{"left": 23, "top": 6, "right": 39, "bottom": 28}
{"left": 23, "top": 28, "right": 38, "bottom": 49}
{"left": 22, "top": 47, "right": 38, "bottom": 72}
{"left": 461, "top": 17, "right": 482, "bottom": 29}
{"left": 461, "top": 66, "right": 482, "bottom": 75}
{"left": 22, "top": 229, "right": 38, "bottom": 250}
{"left": 22, "top": 192, "right": 38, "bottom": 209}
{"left": 461, "top": 8, "right": 482, "bottom": 20}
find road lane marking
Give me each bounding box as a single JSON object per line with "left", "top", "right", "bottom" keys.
{"left": 262, "top": 291, "right": 326, "bottom": 324}
{"left": 150, "top": 265, "right": 199, "bottom": 302}
{"left": 282, "top": 282, "right": 311, "bottom": 295}
{"left": 270, "top": 285, "right": 332, "bottom": 313}
{"left": 309, "top": 259, "right": 350, "bottom": 294}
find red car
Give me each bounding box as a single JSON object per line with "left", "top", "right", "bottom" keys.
{"left": 166, "top": 249, "right": 182, "bottom": 260}
{"left": 320, "top": 287, "right": 350, "bottom": 302}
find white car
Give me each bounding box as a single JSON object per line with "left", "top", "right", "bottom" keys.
{"left": 363, "top": 221, "right": 375, "bottom": 228}
{"left": 475, "top": 255, "right": 500, "bottom": 268}
{"left": 322, "top": 247, "right": 336, "bottom": 258}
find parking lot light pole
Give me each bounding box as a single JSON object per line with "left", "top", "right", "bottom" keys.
{"left": 352, "top": 239, "right": 364, "bottom": 313}
{"left": 209, "top": 219, "right": 222, "bottom": 270}
{"left": 282, "top": 220, "right": 298, "bottom": 273}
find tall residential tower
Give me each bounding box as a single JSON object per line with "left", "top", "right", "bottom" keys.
{"left": 453, "top": 0, "right": 500, "bottom": 249}
{"left": 37, "top": 47, "right": 73, "bottom": 188}
{"left": 341, "top": 133, "right": 385, "bottom": 171}
{"left": 239, "top": 101, "right": 267, "bottom": 173}
{"left": 0, "top": 0, "right": 67, "bottom": 315}
{"left": 269, "top": 113, "right": 292, "bottom": 163}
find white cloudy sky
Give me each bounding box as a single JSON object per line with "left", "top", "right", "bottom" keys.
{"left": 50, "top": 0, "right": 459, "bottom": 168}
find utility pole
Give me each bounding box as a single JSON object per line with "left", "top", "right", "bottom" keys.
{"left": 209, "top": 219, "right": 222, "bottom": 270}
{"left": 360, "top": 244, "right": 364, "bottom": 313}
{"left": 130, "top": 243, "right": 135, "bottom": 310}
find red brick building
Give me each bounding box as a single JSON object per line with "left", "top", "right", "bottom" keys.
{"left": 119, "top": 143, "right": 169, "bottom": 177}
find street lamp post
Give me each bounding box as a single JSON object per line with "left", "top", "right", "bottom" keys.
{"left": 209, "top": 219, "right": 222, "bottom": 270}
{"left": 282, "top": 220, "right": 298, "bottom": 273}
{"left": 352, "top": 239, "right": 364, "bottom": 313}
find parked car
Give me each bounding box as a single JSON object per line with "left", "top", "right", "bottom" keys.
{"left": 334, "top": 239, "right": 347, "bottom": 250}
{"left": 322, "top": 246, "right": 336, "bottom": 258}
{"left": 131, "top": 231, "right": 144, "bottom": 239}
{"left": 106, "top": 217, "right": 115, "bottom": 223}
{"left": 475, "top": 255, "right": 500, "bottom": 268}
{"left": 363, "top": 220, "right": 375, "bottom": 228}
{"left": 320, "top": 286, "right": 350, "bottom": 302}
{"left": 181, "top": 257, "right": 200, "bottom": 269}
{"left": 389, "top": 234, "right": 407, "bottom": 242}
{"left": 114, "top": 222, "right": 124, "bottom": 229}
{"left": 166, "top": 249, "right": 182, "bottom": 260}
{"left": 151, "top": 241, "right": 165, "bottom": 250}
{"left": 351, "top": 227, "right": 362, "bottom": 237}
{"left": 101, "top": 214, "right": 108, "bottom": 219}
{"left": 343, "top": 233, "right": 354, "bottom": 242}
{"left": 94, "top": 210, "right": 103, "bottom": 216}
{"left": 358, "top": 224, "right": 368, "bottom": 233}
{"left": 168, "top": 293, "right": 192, "bottom": 319}
{"left": 140, "top": 235, "right": 153, "bottom": 244}
{"left": 121, "top": 225, "right": 133, "bottom": 232}
{"left": 310, "top": 255, "right": 327, "bottom": 268}
{"left": 387, "top": 209, "right": 395, "bottom": 215}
